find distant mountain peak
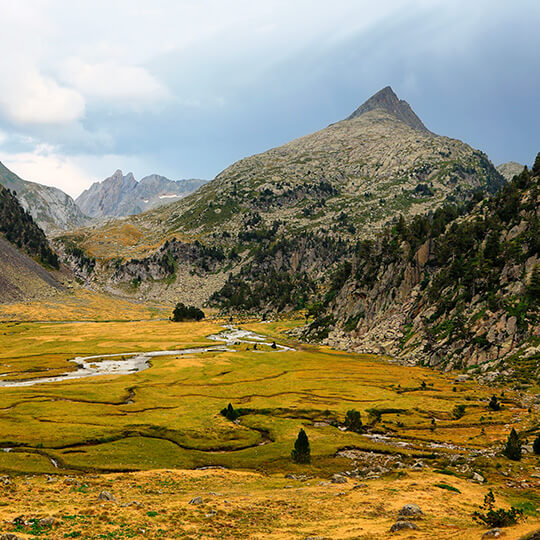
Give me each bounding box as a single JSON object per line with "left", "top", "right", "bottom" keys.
{"left": 75, "top": 171, "right": 207, "bottom": 218}
{"left": 346, "top": 86, "right": 430, "bottom": 132}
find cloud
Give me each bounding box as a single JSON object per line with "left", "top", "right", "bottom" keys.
{"left": 61, "top": 59, "right": 170, "bottom": 108}
{"left": 0, "top": 66, "right": 85, "bottom": 126}
{"left": 1, "top": 147, "right": 95, "bottom": 197}
{"left": 0, "top": 0, "right": 538, "bottom": 194}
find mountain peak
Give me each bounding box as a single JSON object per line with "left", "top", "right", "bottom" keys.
{"left": 346, "top": 86, "right": 430, "bottom": 132}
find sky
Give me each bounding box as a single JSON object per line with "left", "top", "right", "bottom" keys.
{"left": 0, "top": 1, "right": 539, "bottom": 198}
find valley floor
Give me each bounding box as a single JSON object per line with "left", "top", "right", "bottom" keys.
{"left": 0, "top": 317, "right": 538, "bottom": 538}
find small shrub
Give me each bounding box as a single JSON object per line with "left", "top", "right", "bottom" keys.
{"left": 473, "top": 489, "right": 523, "bottom": 528}
{"left": 291, "top": 428, "right": 311, "bottom": 464}
{"left": 453, "top": 404, "right": 466, "bottom": 419}
{"left": 434, "top": 483, "right": 461, "bottom": 493}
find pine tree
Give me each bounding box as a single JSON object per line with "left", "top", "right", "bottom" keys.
{"left": 532, "top": 152, "right": 540, "bottom": 176}
{"left": 533, "top": 435, "right": 540, "bottom": 456}
{"left": 344, "top": 409, "right": 363, "bottom": 433}
{"left": 291, "top": 428, "right": 311, "bottom": 464}
{"left": 221, "top": 403, "right": 239, "bottom": 421}
{"left": 503, "top": 428, "right": 522, "bottom": 461}
{"left": 488, "top": 395, "right": 501, "bottom": 411}
{"left": 527, "top": 265, "right": 540, "bottom": 304}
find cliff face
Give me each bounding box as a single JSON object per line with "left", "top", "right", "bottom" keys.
{"left": 0, "top": 161, "right": 88, "bottom": 235}
{"left": 315, "top": 162, "right": 539, "bottom": 382}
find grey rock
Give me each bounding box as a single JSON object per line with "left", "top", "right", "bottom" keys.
{"left": 0, "top": 160, "right": 88, "bottom": 234}
{"left": 1, "top": 535, "right": 24, "bottom": 540}
{"left": 189, "top": 496, "right": 204, "bottom": 505}
{"left": 390, "top": 520, "right": 419, "bottom": 532}
{"left": 482, "top": 528, "right": 503, "bottom": 538}
{"left": 98, "top": 491, "right": 117, "bottom": 502}
{"left": 38, "top": 516, "right": 59, "bottom": 527}
{"left": 398, "top": 503, "right": 424, "bottom": 519}
{"left": 472, "top": 472, "right": 485, "bottom": 483}
{"left": 331, "top": 474, "right": 348, "bottom": 484}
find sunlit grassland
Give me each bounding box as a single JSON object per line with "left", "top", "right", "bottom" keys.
{"left": 0, "top": 288, "right": 168, "bottom": 322}
{"left": 0, "top": 319, "right": 536, "bottom": 481}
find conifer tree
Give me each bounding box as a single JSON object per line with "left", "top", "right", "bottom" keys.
{"left": 503, "top": 428, "right": 522, "bottom": 461}
{"left": 532, "top": 152, "right": 540, "bottom": 176}
{"left": 344, "top": 409, "right": 363, "bottom": 432}
{"left": 533, "top": 435, "right": 540, "bottom": 456}
{"left": 488, "top": 395, "right": 501, "bottom": 411}
{"left": 291, "top": 428, "right": 311, "bottom": 464}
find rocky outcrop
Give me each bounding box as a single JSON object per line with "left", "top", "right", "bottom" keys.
{"left": 76, "top": 170, "right": 206, "bottom": 218}
{"left": 317, "top": 164, "right": 540, "bottom": 378}
{"left": 497, "top": 161, "right": 525, "bottom": 181}
{"left": 0, "top": 161, "right": 88, "bottom": 235}
{"left": 346, "top": 85, "right": 430, "bottom": 132}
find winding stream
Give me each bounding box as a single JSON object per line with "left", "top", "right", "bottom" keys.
{"left": 0, "top": 325, "right": 293, "bottom": 388}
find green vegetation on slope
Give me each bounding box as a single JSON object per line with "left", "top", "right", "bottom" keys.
{"left": 0, "top": 184, "right": 59, "bottom": 269}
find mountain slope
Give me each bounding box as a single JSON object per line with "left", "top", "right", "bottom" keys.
{"left": 0, "top": 185, "right": 64, "bottom": 302}
{"left": 0, "top": 161, "right": 89, "bottom": 235}
{"left": 76, "top": 170, "right": 207, "bottom": 218}
{"left": 306, "top": 157, "right": 540, "bottom": 380}
{"left": 58, "top": 87, "right": 506, "bottom": 306}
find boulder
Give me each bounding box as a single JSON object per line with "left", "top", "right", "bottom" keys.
{"left": 472, "top": 472, "right": 485, "bottom": 483}
{"left": 331, "top": 474, "right": 348, "bottom": 484}
{"left": 189, "top": 496, "right": 204, "bottom": 505}
{"left": 1, "top": 535, "right": 24, "bottom": 540}
{"left": 390, "top": 520, "right": 419, "bottom": 532}
{"left": 98, "top": 491, "right": 117, "bottom": 502}
{"left": 398, "top": 503, "right": 424, "bottom": 520}
{"left": 38, "top": 516, "right": 59, "bottom": 527}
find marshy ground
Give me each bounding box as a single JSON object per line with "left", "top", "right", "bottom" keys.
{"left": 0, "top": 315, "right": 538, "bottom": 538}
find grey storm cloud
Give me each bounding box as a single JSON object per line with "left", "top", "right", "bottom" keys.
{"left": 0, "top": 0, "right": 538, "bottom": 196}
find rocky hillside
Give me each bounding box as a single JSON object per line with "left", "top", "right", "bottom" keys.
{"left": 76, "top": 169, "right": 207, "bottom": 218}
{"left": 0, "top": 161, "right": 88, "bottom": 235}
{"left": 60, "top": 86, "right": 504, "bottom": 262}
{"left": 306, "top": 156, "right": 540, "bottom": 381}
{"left": 0, "top": 184, "right": 59, "bottom": 269}
{"left": 497, "top": 161, "right": 525, "bottom": 181}
{"left": 0, "top": 185, "right": 65, "bottom": 302}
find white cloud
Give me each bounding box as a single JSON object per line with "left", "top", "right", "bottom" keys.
{"left": 1, "top": 147, "right": 155, "bottom": 198}
{"left": 1, "top": 147, "right": 94, "bottom": 197}
{"left": 0, "top": 66, "right": 85, "bottom": 126}
{"left": 61, "top": 59, "right": 170, "bottom": 108}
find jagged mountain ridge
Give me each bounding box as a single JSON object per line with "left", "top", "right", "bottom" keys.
{"left": 62, "top": 86, "right": 505, "bottom": 263}
{"left": 75, "top": 170, "right": 207, "bottom": 218}
{"left": 0, "top": 161, "right": 89, "bottom": 235}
